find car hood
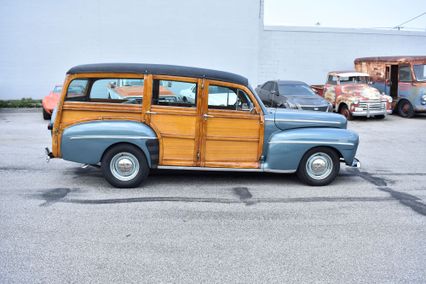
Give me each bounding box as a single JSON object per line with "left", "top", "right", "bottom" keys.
{"left": 268, "top": 108, "right": 347, "bottom": 131}
{"left": 285, "top": 95, "right": 328, "bottom": 106}
{"left": 341, "top": 84, "right": 382, "bottom": 100}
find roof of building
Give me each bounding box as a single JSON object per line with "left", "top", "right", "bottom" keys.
{"left": 67, "top": 63, "right": 249, "bottom": 86}
{"left": 354, "top": 56, "right": 426, "bottom": 64}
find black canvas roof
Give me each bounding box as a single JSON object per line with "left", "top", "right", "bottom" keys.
{"left": 67, "top": 63, "right": 248, "bottom": 86}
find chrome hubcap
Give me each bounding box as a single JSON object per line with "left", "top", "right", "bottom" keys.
{"left": 306, "top": 152, "right": 333, "bottom": 180}
{"left": 110, "top": 152, "right": 139, "bottom": 181}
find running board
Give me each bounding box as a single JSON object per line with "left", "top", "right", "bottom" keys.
{"left": 156, "top": 165, "right": 296, "bottom": 173}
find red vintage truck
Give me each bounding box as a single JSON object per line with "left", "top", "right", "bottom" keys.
{"left": 311, "top": 71, "right": 392, "bottom": 120}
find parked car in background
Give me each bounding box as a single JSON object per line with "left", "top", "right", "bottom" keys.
{"left": 42, "top": 85, "right": 62, "bottom": 119}
{"left": 256, "top": 80, "right": 332, "bottom": 112}
{"left": 354, "top": 56, "right": 426, "bottom": 118}
{"left": 311, "top": 71, "right": 392, "bottom": 120}
{"left": 46, "top": 63, "right": 360, "bottom": 187}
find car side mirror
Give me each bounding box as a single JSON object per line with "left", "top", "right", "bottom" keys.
{"left": 271, "top": 90, "right": 279, "bottom": 96}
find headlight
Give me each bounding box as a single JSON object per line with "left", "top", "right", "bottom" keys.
{"left": 353, "top": 100, "right": 359, "bottom": 105}
{"left": 422, "top": 95, "right": 426, "bottom": 101}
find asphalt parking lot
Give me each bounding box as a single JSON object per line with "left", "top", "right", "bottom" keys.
{"left": 1, "top": 109, "right": 425, "bottom": 283}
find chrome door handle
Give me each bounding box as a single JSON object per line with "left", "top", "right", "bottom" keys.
{"left": 146, "top": 111, "right": 158, "bottom": 115}
{"left": 202, "top": 114, "right": 214, "bottom": 120}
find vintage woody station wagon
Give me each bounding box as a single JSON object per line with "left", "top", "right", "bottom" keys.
{"left": 46, "top": 63, "right": 360, "bottom": 187}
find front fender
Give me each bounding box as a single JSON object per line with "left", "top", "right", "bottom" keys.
{"left": 336, "top": 95, "right": 355, "bottom": 110}
{"left": 264, "top": 128, "right": 359, "bottom": 171}
{"left": 61, "top": 121, "right": 158, "bottom": 167}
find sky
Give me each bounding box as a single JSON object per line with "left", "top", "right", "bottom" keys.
{"left": 264, "top": 0, "right": 426, "bottom": 31}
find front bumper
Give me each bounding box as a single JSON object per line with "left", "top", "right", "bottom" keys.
{"left": 351, "top": 109, "right": 387, "bottom": 117}
{"left": 351, "top": 101, "right": 388, "bottom": 117}
{"left": 350, "top": 157, "right": 361, "bottom": 168}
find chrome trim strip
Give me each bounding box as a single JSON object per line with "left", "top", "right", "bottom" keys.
{"left": 157, "top": 165, "right": 296, "bottom": 173}
{"left": 274, "top": 119, "right": 341, "bottom": 124}
{"left": 70, "top": 135, "right": 157, "bottom": 140}
{"left": 263, "top": 168, "right": 296, "bottom": 173}
{"left": 269, "top": 140, "right": 354, "bottom": 146}
{"left": 264, "top": 118, "right": 341, "bottom": 124}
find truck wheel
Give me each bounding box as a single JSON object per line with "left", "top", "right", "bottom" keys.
{"left": 398, "top": 100, "right": 414, "bottom": 118}
{"left": 297, "top": 147, "right": 340, "bottom": 186}
{"left": 43, "top": 108, "right": 51, "bottom": 120}
{"left": 101, "top": 144, "right": 149, "bottom": 188}
{"left": 339, "top": 105, "right": 353, "bottom": 120}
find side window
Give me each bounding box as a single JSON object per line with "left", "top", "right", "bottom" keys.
{"left": 208, "top": 85, "right": 253, "bottom": 111}
{"left": 272, "top": 82, "right": 278, "bottom": 92}
{"left": 399, "top": 65, "right": 412, "bottom": 82}
{"left": 89, "top": 78, "right": 144, "bottom": 104}
{"left": 327, "top": 75, "right": 337, "bottom": 85}
{"left": 152, "top": 79, "right": 197, "bottom": 107}
{"left": 65, "top": 78, "right": 144, "bottom": 104}
{"left": 66, "top": 79, "right": 88, "bottom": 100}
{"left": 263, "top": 82, "right": 272, "bottom": 91}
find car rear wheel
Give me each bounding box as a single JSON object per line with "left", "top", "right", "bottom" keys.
{"left": 339, "top": 105, "right": 353, "bottom": 120}
{"left": 297, "top": 147, "right": 340, "bottom": 186}
{"left": 398, "top": 100, "right": 414, "bottom": 118}
{"left": 101, "top": 144, "right": 149, "bottom": 188}
{"left": 42, "top": 108, "right": 51, "bottom": 120}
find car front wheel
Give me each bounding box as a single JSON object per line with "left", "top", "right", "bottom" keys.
{"left": 297, "top": 147, "right": 340, "bottom": 186}
{"left": 339, "top": 105, "right": 353, "bottom": 120}
{"left": 398, "top": 100, "right": 414, "bottom": 118}
{"left": 101, "top": 144, "right": 149, "bottom": 188}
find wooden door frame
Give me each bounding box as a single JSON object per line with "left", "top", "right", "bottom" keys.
{"left": 145, "top": 75, "right": 202, "bottom": 166}
{"left": 198, "top": 79, "right": 264, "bottom": 168}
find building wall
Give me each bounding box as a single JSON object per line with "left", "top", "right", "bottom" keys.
{"left": 258, "top": 26, "right": 426, "bottom": 85}
{"left": 0, "top": 0, "right": 261, "bottom": 99}
{"left": 1, "top": 0, "right": 426, "bottom": 100}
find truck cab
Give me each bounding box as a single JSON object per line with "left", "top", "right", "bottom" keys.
{"left": 355, "top": 56, "right": 426, "bottom": 118}
{"left": 321, "top": 71, "right": 392, "bottom": 120}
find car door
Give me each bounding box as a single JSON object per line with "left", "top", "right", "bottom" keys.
{"left": 199, "top": 80, "right": 264, "bottom": 169}
{"left": 145, "top": 75, "right": 201, "bottom": 167}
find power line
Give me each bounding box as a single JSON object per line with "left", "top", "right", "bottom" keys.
{"left": 393, "top": 11, "right": 426, "bottom": 30}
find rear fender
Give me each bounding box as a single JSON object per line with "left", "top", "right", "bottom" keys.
{"left": 61, "top": 121, "right": 158, "bottom": 168}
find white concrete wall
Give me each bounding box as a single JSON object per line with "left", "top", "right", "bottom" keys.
{"left": 258, "top": 26, "right": 426, "bottom": 85}
{"left": 2, "top": 0, "right": 426, "bottom": 100}
{"left": 0, "top": 0, "right": 261, "bottom": 99}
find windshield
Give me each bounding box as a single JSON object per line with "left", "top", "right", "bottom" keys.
{"left": 278, "top": 84, "right": 316, "bottom": 96}
{"left": 413, "top": 64, "right": 426, "bottom": 81}
{"left": 339, "top": 76, "right": 368, "bottom": 84}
